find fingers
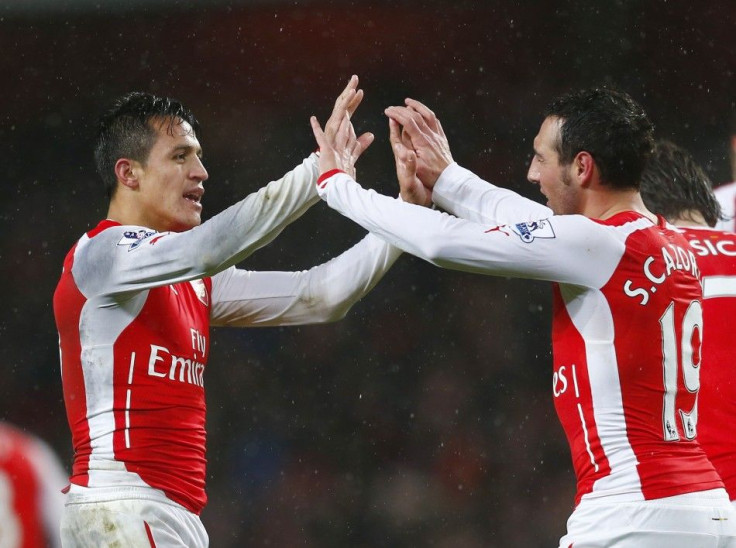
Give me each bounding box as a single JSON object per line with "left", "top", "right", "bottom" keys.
{"left": 388, "top": 118, "right": 415, "bottom": 156}
{"left": 309, "top": 116, "right": 327, "bottom": 149}
{"left": 344, "top": 132, "right": 374, "bottom": 179}
{"left": 385, "top": 106, "right": 417, "bottom": 127}
{"left": 401, "top": 127, "right": 414, "bottom": 149}
{"left": 318, "top": 73, "right": 372, "bottom": 178}
{"left": 338, "top": 75, "right": 359, "bottom": 106}
{"left": 311, "top": 115, "right": 343, "bottom": 175}
{"left": 355, "top": 132, "right": 375, "bottom": 157}
{"left": 404, "top": 98, "right": 435, "bottom": 119}
{"left": 346, "top": 88, "right": 364, "bottom": 118}
{"left": 348, "top": 115, "right": 357, "bottom": 143}
{"left": 388, "top": 118, "right": 402, "bottom": 147}
{"left": 434, "top": 116, "right": 446, "bottom": 138}
{"left": 325, "top": 92, "right": 355, "bottom": 138}
{"left": 334, "top": 75, "right": 364, "bottom": 123}
{"left": 394, "top": 142, "right": 416, "bottom": 173}
{"left": 385, "top": 106, "right": 430, "bottom": 143}
{"left": 394, "top": 145, "right": 426, "bottom": 206}
{"left": 405, "top": 98, "right": 444, "bottom": 135}
{"left": 325, "top": 75, "right": 359, "bottom": 137}
{"left": 335, "top": 111, "right": 352, "bottom": 152}
{"left": 392, "top": 139, "right": 416, "bottom": 183}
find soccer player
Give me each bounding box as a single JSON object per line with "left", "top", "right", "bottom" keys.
{"left": 640, "top": 139, "right": 736, "bottom": 505}
{"left": 53, "top": 76, "right": 402, "bottom": 547}
{"left": 713, "top": 112, "right": 736, "bottom": 231}
{"left": 309, "top": 88, "right": 736, "bottom": 546}
{"left": 0, "top": 421, "right": 67, "bottom": 548}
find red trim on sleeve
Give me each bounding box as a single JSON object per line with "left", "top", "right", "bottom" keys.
{"left": 317, "top": 169, "right": 345, "bottom": 189}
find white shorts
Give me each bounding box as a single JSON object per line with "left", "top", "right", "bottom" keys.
{"left": 559, "top": 489, "right": 736, "bottom": 548}
{"left": 60, "top": 485, "right": 208, "bottom": 548}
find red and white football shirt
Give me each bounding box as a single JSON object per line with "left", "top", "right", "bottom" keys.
{"left": 53, "top": 156, "right": 401, "bottom": 514}
{"left": 678, "top": 226, "right": 736, "bottom": 500}
{"left": 317, "top": 163, "right": 724, "bottom": 506}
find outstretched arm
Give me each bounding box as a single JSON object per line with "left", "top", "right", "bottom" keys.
{"left": 78, "top": 76, "right": 376, "bottom": 297}
{"left": 311, "top": 167, "right": 623, "bottom": 290}
{"left": 210, "top": 231, "right": 402, "bottom": 327}
{"left": 209, "top": 77, "right": 404, "bottom": 327}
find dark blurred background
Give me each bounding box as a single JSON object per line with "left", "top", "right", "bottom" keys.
{"left": 1, "top": 0, "right": 734, "bottom": 546}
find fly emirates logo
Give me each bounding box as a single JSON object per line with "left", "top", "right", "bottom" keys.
{"left": 146, "top": 328, "right": 207, "bottom": 387}
{"left": 624, "top": 244, "right": 700, "bottom": 305}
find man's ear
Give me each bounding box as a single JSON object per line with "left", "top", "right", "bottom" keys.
{"left": 573, "top": 151, "right": 596, "bottom": 188}
{"left": 114, "top": 159, "right": 140, "bottom": 190}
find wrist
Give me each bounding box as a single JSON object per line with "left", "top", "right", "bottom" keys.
{"left": 317, "top": 169, "right": 345, "bottom": 189}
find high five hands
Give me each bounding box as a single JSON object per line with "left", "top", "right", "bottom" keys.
{"left": 310, "top": 75, "right": 374, "bottom": 180}
{"left": 385, "top": 98, "right": 454, "bottom": 194}
{"left": 311, "top": 77, "right": 454, "bottom": 207}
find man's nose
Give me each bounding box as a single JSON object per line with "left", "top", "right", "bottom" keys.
{"left": 193, "top": 157, "right": 208, "bottom": 182}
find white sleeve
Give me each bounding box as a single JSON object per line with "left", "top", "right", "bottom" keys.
{"left": 209, "top": 233, "right": 402, "bottom": 327}
{"left": 318, "top": 171, "right": 625, "bottom": 288}
{"left": 432, "top": 162, "right": 552, "bottom": 224}
{"left": 74, "top": 155, "right": 321, "bottom": 297}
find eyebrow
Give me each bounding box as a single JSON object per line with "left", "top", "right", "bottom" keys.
{"left": 171, "top": 144, "right": 204, "bottom": 158}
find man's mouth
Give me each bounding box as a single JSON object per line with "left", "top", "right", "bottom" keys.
{"left": 183, "top": 191, "right": 203, "bottom": 204}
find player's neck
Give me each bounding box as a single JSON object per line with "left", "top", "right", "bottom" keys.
{"left": 583, "top": 188, "right": 657, "bottom": 223}
{"left": 672, "top": 211, "right": 708, "bottom": 228}
{"left": 107, "top": 199, "right": 161, "bottom": 231}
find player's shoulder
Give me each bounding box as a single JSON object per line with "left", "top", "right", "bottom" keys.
{"left": 86, "top": 220, "right": 154, "bottom": 238}
{"left": 71, "top": 221, "right": 162, "bottom": 276}
{"left": 588, "top": 211, "right": 651, "bottom": 228}
{"left": 544, "top": 212, "right": 632, "bottom": 246}
{"left": 81, "top": 220, "right": 158, "bottom": 250}
{"left": 586, "top": 211, "right": 657, "bottom": 242}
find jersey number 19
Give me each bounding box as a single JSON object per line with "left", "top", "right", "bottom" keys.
{"left": 659, "top": 300, "right": 702, "bottom": 442}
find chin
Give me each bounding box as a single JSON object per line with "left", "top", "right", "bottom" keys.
{"left": 170, "top": 218, "right": 201, "bottom": 232}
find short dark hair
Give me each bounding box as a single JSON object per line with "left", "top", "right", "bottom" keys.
{"left": 544, "top": 88, "right": 654, "bottom": 189}
{"left": 640, "top": 140, "right": 722, "bottom": 227}
{"left": 94, "top": 92, "right": 200, "bottom": 198}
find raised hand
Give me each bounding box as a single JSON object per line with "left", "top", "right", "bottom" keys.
{"left": 389, "top": 119, "right": 432, "bottom": 207}
{"left": 312, "top": 75, "right": 374, "bottom": 178}
{"left": 384, "top": 98, "right": 453, "bottom": 188}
